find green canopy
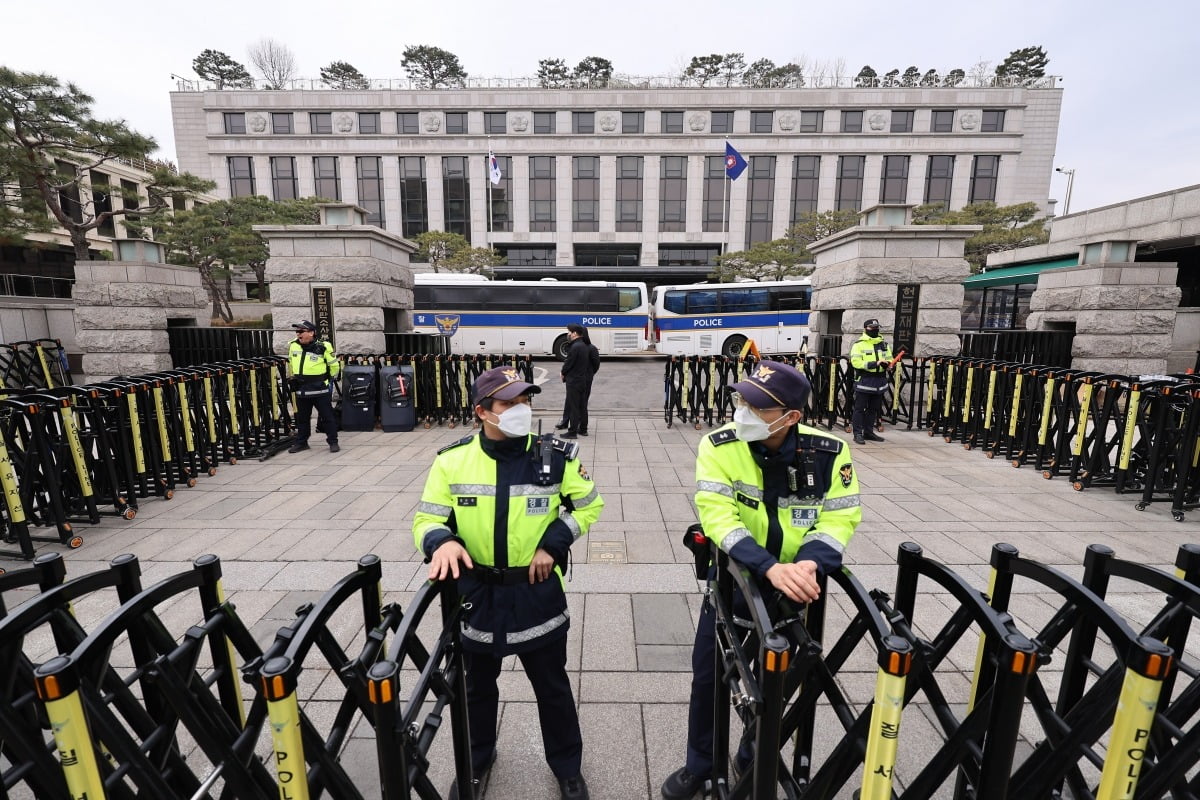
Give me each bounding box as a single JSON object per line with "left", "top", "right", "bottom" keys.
{"left": 963, "top": 256, "right": 1079, "bottom": 289}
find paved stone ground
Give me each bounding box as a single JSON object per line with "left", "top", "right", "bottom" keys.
{"left": 8, "top": 358, "right": 1199, "bottom": 799}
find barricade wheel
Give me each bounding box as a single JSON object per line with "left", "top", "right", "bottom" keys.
{"left": 1073, "top": 481, "right": 1084, "bottom": 491}
{"left": 1012, "top": 460, "right": 1021, "bottom": 467}
{"left": 694, "top": 422, "right": 702, "bottom": 430}
{"left": 186, "top": 478, "right": 197, "bottom": 488}
{"left": 986, "top": 451, "right": 995, "bottom": 459}
{"left": 944, "top": 436, "right": 952, "bottom": 443}
{"left": 964, "top": 443, "right": 972, "bottom": 450}
{"left": 69, "top": 536, "right": 83, "bottom": 548}
{"left": 208, "top": 467, "right": 217, "bottom": 476}
{"left": 448, "top": 421, "right": 457, "bottom": 429}
{"left": 1042, "top": 471, "right": 1052, "bottom": 479}
{"left": 423, "top": 422, "right": 432, "bottom": 429}
{"left": 230, "top": 457, "right": 238, "bottom": 465}
{"left": 122, "top": 508, "right": 137, "bottom": 520}
{"left": 1173, "top": 511, "right": 1185, "bottom": 522}
{"left": 164, "top": 489, "right": 175, "bottom": 500}
{"left": 63, "top": 523, "right": 72, "bottom": 532}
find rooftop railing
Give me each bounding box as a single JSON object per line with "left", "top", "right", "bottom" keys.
{"left": 172, "top": 74, "right": 1061, "bottom": 93}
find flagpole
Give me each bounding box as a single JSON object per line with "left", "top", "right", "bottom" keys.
{"left": 722, "top": 171, "right": 730, "bottom": 256}
{"left": 486, "top": 137, "right": 493, "bottom": 255}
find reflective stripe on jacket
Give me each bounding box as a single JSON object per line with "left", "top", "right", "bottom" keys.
{"left": 288, "top": 340, "right": 340, "bottom": 388}
{"left": 849, "top": 333, "right": 892, "bottom": 394}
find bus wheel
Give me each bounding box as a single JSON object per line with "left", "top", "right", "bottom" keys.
{"left": 721, "top": 335, "right": 747, "bottom": 359}
{"left": 553, "top": 335, "right": 571, "bottom": 361}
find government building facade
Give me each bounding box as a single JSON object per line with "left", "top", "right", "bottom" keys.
{"left": 170, "top": 81, "right": 1062, "bottom": 282}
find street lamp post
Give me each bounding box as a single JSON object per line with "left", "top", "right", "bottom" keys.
{"left": 1055, "top": 167, "right": 1075, "bottom": 215}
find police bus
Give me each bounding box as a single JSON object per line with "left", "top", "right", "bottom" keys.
{"left": 651, "top": 278, "right": 813, "bottom": 357}
{"left": 412, "top": 273, "right": 650, "bottom": 359}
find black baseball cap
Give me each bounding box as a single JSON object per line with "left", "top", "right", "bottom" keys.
{"left": 863, "top": 318, "right": 881, "bottom": 329}
{"left": 474, "top": 366, "right": 541, "bottom": 402}
{"left": 292, "top": 320, "right": 317, "bottom": 332}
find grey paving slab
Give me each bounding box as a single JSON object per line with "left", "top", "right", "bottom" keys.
{"left": 632, "top": 594, "right": 695, "bottom": 646}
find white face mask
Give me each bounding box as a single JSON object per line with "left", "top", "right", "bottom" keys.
{"left": 733, "top": 406, "right": 791, "bottom": 443}
{"left": 487, "top": 403, "right": 533, "bottom": 438}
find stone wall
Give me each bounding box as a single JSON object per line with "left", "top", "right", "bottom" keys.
{"left": 1026, "top": 262, "right": 1180, "bottom": 375}
{"left": 72, "top": 261, "right": 212, "bottom": 380}
{"left": 808, "top": 221, "right": 978, "bottom": 357}
{"left": 257, "top": 222, "right": 415, "bottom": 354}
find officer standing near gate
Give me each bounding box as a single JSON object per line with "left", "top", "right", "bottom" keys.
{"left": 414, "top": 366, "right": 603, "bottom": 800}
{"left": 661, "top": 360, "right": 861, "bottom": 800}
{"left": 849, "top": 318, "right": 892, "bottom": 445}
{"left": 286, "top": 320, "right": 341, "bottom": 454}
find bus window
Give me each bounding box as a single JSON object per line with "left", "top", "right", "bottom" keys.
{"left": 583, "top": 287, "right": 620, "bottom": 310}
{"left": 686, "top": 291, "right": 718, "bottom": 314}
{"left": 436, "top": 286, "right": 486, "bottom": 310}
{"left": 719, "top": 288, "right": 769, "bottom": 312}
{"left": 664, "top": 291, "right": 688, "bottom": 314}
{"left": 772, "top": 286, "right": 811, "bottom": 311}
{"left": 617, "top": 287, "right": 642, "bottom": 312}
{"left": 414, "top": 286, "right": 432, "bottom": 305}
{"left": 537, "top": 286, "right": 590, "bottom": 310}
{"left": 487, "top": 285, "right": 537, "bottom": 311}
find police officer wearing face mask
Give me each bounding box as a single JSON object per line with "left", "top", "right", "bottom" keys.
{"left": 661, "top": 359, "right": 861, "bottom": 800}
{"left": 413, "top": 366, "right": 603, "bottom": 800}
{"left": 849, "top": 318, "right": 892, "bottom": 445}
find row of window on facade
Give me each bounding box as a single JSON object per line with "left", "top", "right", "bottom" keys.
{"left": 222, "top": 108, "right": 1007, "bottom": 137}
{"left": 227, "top": 153, "right": 999, "bottom": 249}
{"left": 50, "top": 161, "right": 187, "bottom": 237}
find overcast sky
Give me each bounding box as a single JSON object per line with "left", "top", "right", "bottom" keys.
{"left": 4, "top": 0, "right": 1195, "bottom": 213}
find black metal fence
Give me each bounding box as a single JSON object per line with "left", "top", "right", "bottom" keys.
{"left": 168, "top": 327, "right": 273, "bottom": 367}
{"left": 381, "top": 332, "right": 451, "bottom": 355}
{"left": 959, "top": 330, "right": 1074, "bottom": 367}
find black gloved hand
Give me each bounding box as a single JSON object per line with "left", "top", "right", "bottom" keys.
{"left": 287, "top": 377, "right": 301, "bottom": 392}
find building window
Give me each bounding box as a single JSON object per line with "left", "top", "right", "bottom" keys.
{"left": 485, "top": 112, "right": 507, "bottom": 134}
{"left": 309, "top": 112, "right": 332, "bottom": 135}
{"left": 573, "top": 156, "right": 599, "bottom": 232}
{"left": 931, "top": 109, "right": 954, "bottom": 133}
{"left": 572, "top": 112, "right": 594, "bottom": 134}
{"left": 659, "top": 155, "right": 687, "bottom": 233}
{"left": 981, "top": 109, "right": 1006, "bottom": 132}
{"left": 924, "top": 155, "right": 954, "bottom": 209}
{"left": 270, "top": 156, "right": 297, "bottom": 201}
{"left": 616, "top": 156, "right": 643, "bottom": 233}
{"left": 879, "top": 155, "right": 910, "bottom": 204}
{"left": 529, "top": 156, "right": 556, "bottom": 232}
{"left": 970, "top": 155, "right": 1000, "bottom": 203}
{"left": 397, "top": 112, "right": 419, "bottom": 135}
{"left": 227, "top": 156, "right": 255, "bottom": 197}
{"left": 622, "top": 111, "right": 644, "bottom": 134}
{"left": 120, "top": 179, "right": 140, "bottom": 216}
{"left": 358, "top": 112, "right": 380, "bottom": 134}
{"left": 658, "top": 245, "right": 721, "bottom": 267}
{"left": 271, "top": 112, "right": 293, "bottom": 134}
{"left": 836, "top": 155, "right": 865, "bottom": 211}
{"left": 90, "top": 170, "right": 114, "bottom": 237}
{"left": 313, "top": 156, "right": 340, "bottom": 201}
{"left": 356, "top": 156, "right": 384, "bottom": 227}
{"left": 497, "top": 245, "right": 556, "bottom": 267}
{"left": 789, "top": 156, "right": 819, "bottom": 220}
{"left": 711, "top": 111, "right": 733, "bottom": 134}
{"left": 223, "top": 113, "right": 246, "bottom": 134}
{"left": 841, "top": 110, "right": 863, "bottom": 133}
{"left": 399, "top": 156, "right": 427, "bottom": 238}
{"left": 799, "top": 110, "right": 823, "bottom": 133}
{"left": 751, "top": 110, "right": 773, "bottom": 133}
{"left": 489, "top": 155, "right": 512, "bottom": 233}
{"left": 745, "top": 156, "right": 775, "bottom": 249}
{"left": 534, "top": 112, "right": 556, "bottom": 134}
{"left": 703, "top": 155, "right": 729, "bottom": 233}
{"left": 662, "top": 111, "right": 684, "bottom": 134}
{"left": 442, "top": 156, "right": 470, "bottom": 237}
{"left": 445, "top": 112, "right": 466, "bottom": 134}
{"left": 890, "top": 110, "right": 914, "bottom": 133}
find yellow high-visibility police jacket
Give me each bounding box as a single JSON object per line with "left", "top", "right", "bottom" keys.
{"left": 413, "top": 432, "right": 604, "bottom": 654}
{"left": 695, "top": 423, "right": 860, "bottom": 578}
{"left": 849, "top": 332, "right": 892, "bottom": 394}
{"left": 288, "top": 339, "right": 340, "bottom": 388}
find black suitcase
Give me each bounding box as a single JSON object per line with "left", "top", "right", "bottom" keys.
{"left": 340, "top": 365, "right": 377, "bottom": 431}
{"left": 379, "top": 364, "right": 417, "bottom": 432}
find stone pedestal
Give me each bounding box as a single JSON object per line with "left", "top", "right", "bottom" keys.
{"left": 1026, "top": 261, "right": 1180, "bottom": 375}
{"left": 72, "top": 259, "right": 213, "bottom": 380}
{"left": 807, "top": 206, "right": 980, "bottom": 357}
{"left": 256, "top": 204, "right": 416, "bottom": 354}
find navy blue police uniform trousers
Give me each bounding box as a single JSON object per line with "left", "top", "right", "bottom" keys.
{"left": 295, "top": 390, "right": 338, "bottom": 446}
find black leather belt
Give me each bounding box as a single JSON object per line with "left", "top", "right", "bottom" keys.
{"left": 469, "top": 565, "right": 530, "bottom": 586}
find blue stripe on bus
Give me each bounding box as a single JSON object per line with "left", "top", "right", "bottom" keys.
{"left": 655, "top": 312, "right": 810, "bottom": 330}
{"left": 413, "top": 312, "right": 648, "bottom": 328}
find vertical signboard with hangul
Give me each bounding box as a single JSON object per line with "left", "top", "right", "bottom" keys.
{"left": 894, "top": 283, "right": 919, "bottom": 356}
{"left": 312, "top": 287, "right": 335, "bottom": 346}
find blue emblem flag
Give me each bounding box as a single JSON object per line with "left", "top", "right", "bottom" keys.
{"left": 725, "top": 141, "right": 748, "bottom": 180}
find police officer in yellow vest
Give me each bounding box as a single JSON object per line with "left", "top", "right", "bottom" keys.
{"left": 286, "top": 320, "right": 341, "bottom": 453}
{"left": 414, "top": 366, "right": 603, "bottom": 800}
{"left": 849, "top": 318, "right": 892, "bottom": 445}
{"left": 661, "top": 360, "right": 860, "bottom": 800}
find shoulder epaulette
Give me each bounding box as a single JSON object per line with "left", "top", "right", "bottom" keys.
{"left": 437, "top": 434, "right": 476, "bottom": 455}
{"left": 550, "top": 436, "right": 580, "bottom": 460}
{"left": 796, "top": 433, "right": 843, "bottom": 454}
{"left": 708, "top": 429, "right": 739, "bottom": 446}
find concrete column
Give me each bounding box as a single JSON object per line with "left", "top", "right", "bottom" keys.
{"left": 258, "top": 204, "right": 416, "bottom": 355}
{"left": 72, "top": 239, "right": 212, "bottom": 381}
{"left": 808, "top": 205, "right": 979, "bottom": 357}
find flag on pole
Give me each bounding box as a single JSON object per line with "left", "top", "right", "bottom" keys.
{"left": 488, "top": 150, "right": 502, "bottom": 185}
{"left": 724, "top": 141, "right": 748, "bottom": 180}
